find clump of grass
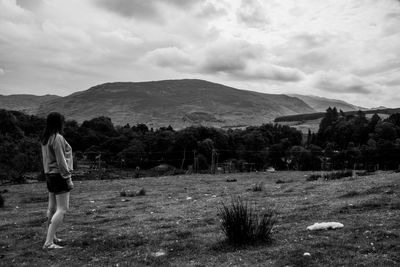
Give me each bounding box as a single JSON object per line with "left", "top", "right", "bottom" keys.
{"left": 275, "top": 179, "right": 285, "bottom": 184}
{"left": 137, "top": 188, "right": 146, "bottom": 196}
{"left": 252, "top": 182, "right": 264, "bottom": 191}
{"left": 120, "top": 190, "right": 126, "bottom": 197}
{"left": 0, "top": 193, "right": 4, "bottom": 208}
{"left": 120, "top": 188, "right": 146, "bottom": 197}
{"left": 323, "top": 170, "right": 353, "bottom": 180}
{"left": 218, "top": 196, "right": 276, "bottom": 245}
{"left": 306, "top": 174, "right": 321, "bottom": 181}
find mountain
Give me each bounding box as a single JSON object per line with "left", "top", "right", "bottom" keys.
{"left": 0, "top": 94, "right": 60, "bottom": 115}
{"left": 370, "top": 106, "right": 388, "bottom": 110}
{"left": 36, "top": 79, "right": 315, "bottom": 128}
{"left": 289, "top": 94, "right": 364, "bottom": 112}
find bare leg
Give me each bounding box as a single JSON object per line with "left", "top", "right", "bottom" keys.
{"left": 43, "top": 192, "right": 70, "bottom": 248}
{"left": 46, "top": 193, "right": 61, "bottom": 242}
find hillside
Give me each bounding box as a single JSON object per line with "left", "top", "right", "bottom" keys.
{"left": 289, "top": 94, "right": 363, "bottom": 112}
{"left": 0, "top": 94, "right": 60, "bottom": 115}
{"left": 37, "top": 79, "right": 315, "bottom": 128}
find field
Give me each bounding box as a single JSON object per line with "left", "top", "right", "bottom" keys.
{"left": 0, "top": 171, "right": 399, "bottom": 266}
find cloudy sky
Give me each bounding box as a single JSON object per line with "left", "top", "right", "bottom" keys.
{"left": 0, "top": 0, "right": 400, "bottom": 108}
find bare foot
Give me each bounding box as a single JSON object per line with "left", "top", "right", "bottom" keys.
{"left": 43, "top": 243, "right": 64, "bottom": 249}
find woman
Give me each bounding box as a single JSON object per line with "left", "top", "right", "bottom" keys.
{"left": 41, "top": 112, "right": 74, "bottom": 249}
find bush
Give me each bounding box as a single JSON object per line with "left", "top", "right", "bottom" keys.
{"left": 137, "top": 188, "right": 146, "bottom": 196}
{"left": 120, "top": 188, "right": 146, "bottom": 197}
{"left": 218, "top": 197, "right": 276, "bottom": 245}
{"left": 306, "top": 174, "right": 321, "bottom": 181}
{"left": 252, "top": 182, "right": 264, "bottom": 191}
{"left": 0, "top": 194, "right": 4, "bottom": 208}
{"left": 323, "top": 170, "right": 353, "bottom": 180}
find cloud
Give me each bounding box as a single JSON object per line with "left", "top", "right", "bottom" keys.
{"left": 239, "top": 63, "right": 305, "bottom": 82}
{"left": 196, "top": 2, "right": 227, "bottom": 19}
{"left": 16, "top": 0, "right": 43, "bottom": 11}
{"left": 165, "top": 0, "right": 201, "bottom": 9}
{"left": 200, "top": 39, "right": 262, "bottom": 73}
{"left": 95, "top": 0, "right": 203, "bottom": 21}
{"left": 96, "top": 0, "right": 160, "bottom": 20}
{"left": 198, "top": 38, "right": 304, "bottom": 82}
{"left": 292, "top": 33, "right": 332, "bottom": 49}
{"left": 312, "top": 71, "right": 379, "bottom": 94}
{"left": 142, "top": 47, "right": 194, "bottom": 69}
{"left": 0, "top": 68, "right": 4, "bottom": 75}
{"left": 237, "top": 0, "right": 269, "bottom": 28}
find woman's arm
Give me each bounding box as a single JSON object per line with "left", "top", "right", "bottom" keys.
{"left": 52, "top": 134, "right": 72, "bottom": 180}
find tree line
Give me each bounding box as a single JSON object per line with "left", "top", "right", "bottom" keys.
{"left": 1, "top": 108, "right": 400, "bottom": 182}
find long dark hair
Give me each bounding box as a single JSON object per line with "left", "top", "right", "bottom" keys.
{"left": 41, "top": 112, "right": 65, "bottom": 145}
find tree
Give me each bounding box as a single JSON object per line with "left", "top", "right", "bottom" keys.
{"left": 175, "top": 127, "right": 198, "bottom": 169}
{"left": 81, "top": 116, "right": 116, "bottom": 136}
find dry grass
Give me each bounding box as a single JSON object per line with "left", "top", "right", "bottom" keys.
{"left": 0, "top": 171, "right": 399, "bottom": 266}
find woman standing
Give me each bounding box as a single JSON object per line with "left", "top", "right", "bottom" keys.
{"left": 41, "top": 112, "right": 74, "bottom": 249}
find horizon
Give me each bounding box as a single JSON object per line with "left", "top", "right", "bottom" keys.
{"left": 1, "top": 0, "right": 400, "bottom": 109}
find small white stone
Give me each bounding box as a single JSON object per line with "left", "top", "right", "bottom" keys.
{"left": 154, "top": 250, "right": 166, "bottom": 257}
{"left": 303, "top": 252, "right": 311, "bottom": 257}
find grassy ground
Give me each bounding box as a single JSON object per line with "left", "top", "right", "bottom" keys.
{"left": 0, "top": 171, "right": 399, "bottom": 266}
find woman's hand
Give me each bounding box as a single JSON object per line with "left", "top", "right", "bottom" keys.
{"left": 66, "top": 179, "right": 74, "bottom": 190}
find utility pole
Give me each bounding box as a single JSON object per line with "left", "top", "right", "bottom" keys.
{"left": 211, "top": 149, "right": 216, "bottom": 174}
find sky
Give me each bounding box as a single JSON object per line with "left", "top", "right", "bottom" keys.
{"left": 0, "top": 0, "right": 400, "bottom": 108}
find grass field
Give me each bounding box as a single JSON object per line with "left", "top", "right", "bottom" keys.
{"left": 0, "top": 171, "right": 399, "bottom": 266}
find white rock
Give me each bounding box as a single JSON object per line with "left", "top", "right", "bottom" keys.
{"left": 186, "top": 197, "right": 192, "bottom": 200}
{"left": 303, "top": 252, "right": 311, "bottom": 256}
{"left": 307, "top": 222, "right": 344, "bottom": 230}
{"left": 153, "top": 250, "right": 166, "bottom": 257}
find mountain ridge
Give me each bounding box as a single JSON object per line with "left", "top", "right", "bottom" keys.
{"left": 288, "top": 94, "right": 365, "bottom": 112}
{"left": 0, "top": 94, "right": 60, "bottom": 115}
{"left": 1, "top": 79, "right": 365, "bottom": 129}
{"left": 36, "top": 79, "right": 315, "bottom": 128}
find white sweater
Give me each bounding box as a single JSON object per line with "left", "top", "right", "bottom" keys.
{"left": 41, "top": 133, "right": 73, "bottom": 179}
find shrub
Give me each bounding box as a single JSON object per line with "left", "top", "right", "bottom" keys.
{"left": 120, "top": 188, "right": 146, "bottom": 197}
{"left": 137, "top": 188, "right": 146, "bottom": 196}
{"left": 0, "top": 194, "right": 4, "bottom": 208}
{"left": 218, "top": 197, "right": 276, "bottom": 245}
{"left": 306, "top": 174, "right": 321, "bottom": 181}
{"left": 323, "top": 170, "right": 352, "bottom": 180}
{"left": 126, "top": 191, "right": 136, "bottom": 197}
{"left": 252, "top": 182, "right": 264, "bottom": 191}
